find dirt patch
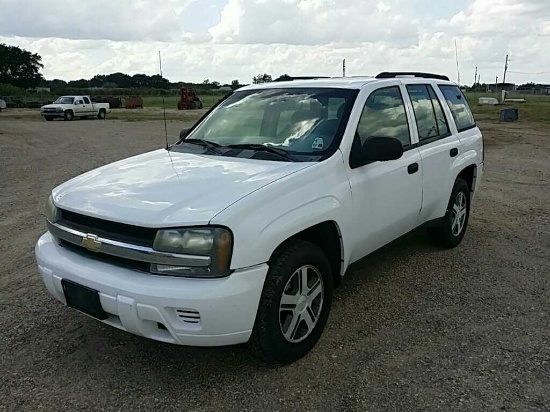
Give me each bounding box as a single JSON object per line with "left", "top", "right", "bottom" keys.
{"left": 0, "top": 118, "right": 548, "bottom": 412}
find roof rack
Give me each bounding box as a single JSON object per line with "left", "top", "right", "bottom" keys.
{"left": 273, "top": 76, "right": 331, "bottom": 82}
{"left": 375, "top": 72, "right": 450, "bottom": 81}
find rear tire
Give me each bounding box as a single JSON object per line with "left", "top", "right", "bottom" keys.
{"left": 250, "top": 240, "right": 333, "bottom": 364}
{"left": 97, "top": 109, "right": 106, "bottom": 119}
{"left": 428, "top": 178, "right": 470, "bottom": 248}
{"left": 64, "top": 110, "right": 74, "bottom": 121}
{"left": 44, "top": 116, "right": 54, "bottom": 121}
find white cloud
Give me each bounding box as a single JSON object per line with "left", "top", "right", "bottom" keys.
{"left": 0, "top": 0, "right": 199, "bottom": 42}
{"left": 209, "top": 0, "right": 418, "bottom": 47}
{"left": 1, "top": 0, "right": 549, "bottom": 85}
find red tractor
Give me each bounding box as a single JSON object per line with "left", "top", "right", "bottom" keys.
{"left": 177, "top": 88, "right": 203, "bottom": 110}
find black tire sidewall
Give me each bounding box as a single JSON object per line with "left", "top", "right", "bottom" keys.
{"left": 442, "top": 178, "right": 471, "bottom": 246}
{"left": 252, "top": 240, "right": 333, "bottom": 363}
{"left": 64, "top": 110, "right": 73, "bottom": 121}
{"left": 98, "top": 110, "right": 105, "bottom": 119}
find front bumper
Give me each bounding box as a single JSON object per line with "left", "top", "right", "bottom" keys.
{"left": 35, "top": 232, "right": 268, "bottom": 346}
{"left": 41, "top": 110, "right": 63, "bottom": 116}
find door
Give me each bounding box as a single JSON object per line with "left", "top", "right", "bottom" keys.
{"left": 405, "top": 84, "right": 461, "bottom": 222}
{"left": 81, "top": 96, "right": 94, "bottom": 116}
{"left": 347, "top": 85, "right": 423, "bottom": 263}
{"left": 73, "top": 97, "right": 86, "bottom": 116}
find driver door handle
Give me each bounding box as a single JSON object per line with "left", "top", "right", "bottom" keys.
{"left": 408, "top": 163, "right": 419, "bottom": 174}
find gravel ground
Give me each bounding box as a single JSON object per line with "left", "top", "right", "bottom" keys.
{"left": 0, "top": 115, "right": 548, "bottom": 411}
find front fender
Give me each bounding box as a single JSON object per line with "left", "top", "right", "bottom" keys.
{"left": 211, "top": 153, "right": 354, "bottom": 272}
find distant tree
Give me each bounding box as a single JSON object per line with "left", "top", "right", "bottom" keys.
{"left": 67, "top": 78, "right": 90, "bottom": 88}
{"left": 231, "top": 79, "right": 241, "bottom": 89}
{"left": 275, "top": 74, "right": 292, "bottom": 81}
{"left": 202, "top": 79, "right": 210, "bottom": 85}
{"left": 50, "top": 79, "right": 68, "bottom": 89}
{"left": 132, "top": 73, "right": 151, "bottom": 88}
{"left": 105, "top": 72, "right": 133, "bottom": 88}
{"left": 89, "top": 74, "right": 106, "bottom": 88}
{"left": 0, "top": 43, "right": 44, "bottom": 88}
{"left": 253, "top": 73, "right": 272, "bottom": 84}
{"left": 150, "top": 74, "right": 169, "bottom": 89}
{"left": 40, "top": 78, "right": 68, "bottom": 92}
{"left": 211, "top": 81, "right": 220, "bottom": 87}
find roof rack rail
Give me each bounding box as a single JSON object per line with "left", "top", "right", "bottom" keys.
{"left": 375, "top": 72, "right": 450, "bottom": 81}
{"left": 273, "top": 76, "right": 331, "bottom": 82}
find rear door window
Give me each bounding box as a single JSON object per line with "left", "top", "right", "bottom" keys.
{"left": 439, "top": 85, "right": 476, "bottom": 132}
{"left": 406, "top": 84, "right": 450, "bottom": 141}
{"left": 83, "top": 97, "right": 91, "bottom": 104}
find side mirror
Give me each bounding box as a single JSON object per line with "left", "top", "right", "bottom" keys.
{"left": 357, "top": 136, "right": 404, "bottom": 163}
{"left": 179, "top": 128, "right": 190, "bottom": 139}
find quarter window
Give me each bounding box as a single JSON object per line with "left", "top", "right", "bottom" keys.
{"left": 439, "top": 85, "right": 476, "bottom": 131}
{"left": 356, "top": 86, "right": 411, "bottom": 147}
{"left": 83, "top": 97, "right": 91, "bottom": 104}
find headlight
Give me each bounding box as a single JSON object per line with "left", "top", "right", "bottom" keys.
{"left": 45, "top": 194, "right": 59, "bottom": 223}
{"left": 152, "top": 227, "right": 232, "bottom": 278}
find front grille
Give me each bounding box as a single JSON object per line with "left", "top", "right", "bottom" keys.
{"left": 60, "top": 239, "right": 150, "bottom": 272}
{"left": 59, "top": 209, "right": 157, "bottom": 247}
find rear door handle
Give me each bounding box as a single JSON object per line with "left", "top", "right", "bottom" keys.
{"left": 408, "top": 162, "right": 419, "bottom": 174}
{"left": 450, "top": 148, "right": 458, "bottom": 157}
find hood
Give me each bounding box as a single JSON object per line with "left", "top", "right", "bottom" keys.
{"left": 52, "top": 149, "right": 312, "bottom": 227}
{"left": 41, "top": 103, "right": 65, "bottom": 109}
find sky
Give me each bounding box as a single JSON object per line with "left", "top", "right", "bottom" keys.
{"left": 1, "top": 0, "right": 549, "bottom": 85}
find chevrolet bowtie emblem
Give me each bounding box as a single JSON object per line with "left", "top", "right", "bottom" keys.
{"left": 81, "top": 234, "right": 101, "bottom": 252}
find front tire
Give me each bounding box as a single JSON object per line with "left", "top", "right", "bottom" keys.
{"left": 250, "top": 240, "right": 333, "bottom": 363}
{"left": 64, "top": 110, "right": 74, "bottom": 121}
{"left": 428, "top": 178, "right": 470, "bottom": 248}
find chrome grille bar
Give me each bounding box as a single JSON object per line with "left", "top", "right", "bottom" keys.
{"left": 47, "top": 221, "right": 211, "bottom": 267}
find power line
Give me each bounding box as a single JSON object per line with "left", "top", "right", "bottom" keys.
{"left": 507, "top": 70, "right": 550, "bottom": 75}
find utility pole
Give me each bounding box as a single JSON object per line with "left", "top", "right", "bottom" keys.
{"left": 502, "top": 54, "right": 509, "bottom": 87}
{"left": 343, "top": 59, "right": 346, "bottom": 77}
{"left": 474, "top": 66, "right": 478, "bottom": 88}
{"left": 501, "top": 54, "right": 509, "bottom": 102}
{"left": 455, "top": 40, "right": 461, "bottom": 85}
{"left": 495, "top": 76, "right": 498, "bottom": 94}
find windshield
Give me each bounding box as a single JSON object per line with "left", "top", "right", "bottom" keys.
{"left": 181, "top": 88, "right": 357, "bottom": 160}
{"left": 54, "top": 97, "right": 75, "bottom": 104}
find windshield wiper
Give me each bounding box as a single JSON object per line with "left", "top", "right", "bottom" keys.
{"left": 177, "top": 138, "right": 222, "bottom": 153}
{"left": 226, "top": 144, "right": 296, "bottom": 161}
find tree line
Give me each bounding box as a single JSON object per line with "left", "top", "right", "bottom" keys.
{"left": 1, "top": 43, "right": 295, "bottom": 94}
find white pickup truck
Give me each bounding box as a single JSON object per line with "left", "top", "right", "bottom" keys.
{"left": 36, "top": 72, "right": 483, "bottom": 363}
{"left": 40, "top": 95, "right": 110, "bottom": 121}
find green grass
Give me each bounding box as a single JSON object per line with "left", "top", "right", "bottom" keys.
{"left": 465, "top": 92, "right": 550, "bottom": 123}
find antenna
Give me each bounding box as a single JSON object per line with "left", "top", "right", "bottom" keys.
{"left": 159, "top": 50, "right": 169, "bottom": 150}
{"left": 454, "top": 39, "right": 461, "bottom": 85}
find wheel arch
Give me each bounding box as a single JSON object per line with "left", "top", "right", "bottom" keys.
{"left": 268, "top": 220, "right": 344, "bottom": 288}
{"left": 456, "top": 164, "right": 477, "bottom": 193}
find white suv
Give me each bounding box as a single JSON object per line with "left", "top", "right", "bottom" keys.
{"left": 36, "top": 72, "right": 483, "bottom": 363}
